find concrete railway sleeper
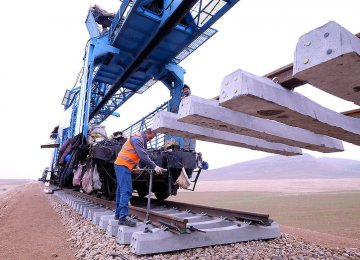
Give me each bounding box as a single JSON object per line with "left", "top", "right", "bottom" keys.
{"left": 52, "top": 188, "right": 280, "bottom": 255}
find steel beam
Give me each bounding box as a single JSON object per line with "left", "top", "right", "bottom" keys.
{"left": 89, "top": 0, "right": 199, "bottom": 120}
{"left": 219, "top": 69, "right": 360, "bottom": 146}
{"left": 343, "top": 108, "right": 360, "bottom": 118}
{"left": 264, "top": 63, "right": 306, "bottom": 89}
{"left": 178, "top": 96, "right": 343, "bottom": 153}
{"left": 293, "top": 21, "right": 360, "bottom": 105}
{"left": 152, "top": 111, "right": 302, "bottom": 156}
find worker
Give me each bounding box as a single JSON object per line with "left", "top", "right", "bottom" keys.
{"left": 181, "top": 84, "right": 196, "bottom": 151}
{"left": 114, "top": 128, "right": 164, "bottom": 227}
{"left": 181, "top": 84, "right": 191, "bottom": 100}
{"left": 181, "top": 84, "right": 196, "bottom": 178}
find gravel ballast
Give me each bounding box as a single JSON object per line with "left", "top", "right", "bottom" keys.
{"left": 48, "top": 194, "right": 360, "bottom": 260}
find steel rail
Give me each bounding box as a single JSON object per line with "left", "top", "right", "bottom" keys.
{"left": 128, "top": 206, "right": 188, "bottom": 234}
{"left": 162, "top": 200, "right": 272, "bottom": 226}
{"left": 64, "top": 189, "right": 188, "bottom": 234}
{"left": 64, "top": 188, "right": 272, "bottom": 227}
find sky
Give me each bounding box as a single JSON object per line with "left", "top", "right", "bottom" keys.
{"left": 0, "top": 0, "right": 359, "bottom": 179}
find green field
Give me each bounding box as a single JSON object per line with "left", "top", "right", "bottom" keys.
{"left": 169, "top": 190, "right": 360, "bottom": 239}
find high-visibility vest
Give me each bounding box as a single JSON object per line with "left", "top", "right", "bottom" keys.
{"left": 114, "top": 133, "right": 144, "bottom": 170}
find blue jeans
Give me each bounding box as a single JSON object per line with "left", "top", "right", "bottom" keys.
{"left": 114, "top": 164, "right": 132, "bottom": 219}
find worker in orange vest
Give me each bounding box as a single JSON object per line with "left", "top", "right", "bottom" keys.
{"left": 114, "top": 128, "right": 164, "bottom": 227}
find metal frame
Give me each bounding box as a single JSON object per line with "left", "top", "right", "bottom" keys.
{"left": 57, "top": 0, "right": 241, "bottom": 157}
{"left": 122, "top": 101, "right": 168, "bottom": 149}
{"left": 87, "top": 0, "right": 240, "bottom": 125}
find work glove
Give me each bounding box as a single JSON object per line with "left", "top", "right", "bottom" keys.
{"left": 154, "top": 165, "right": 164, "bottom": 175}
{"left": 132, "top": 165, "right": 140, "bottom": 174}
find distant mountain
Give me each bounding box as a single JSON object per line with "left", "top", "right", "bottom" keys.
{"left": 200, "top": 154, "right": 360, "bottom": 180}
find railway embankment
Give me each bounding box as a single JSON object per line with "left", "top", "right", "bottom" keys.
{"left": 1, "top": 181, "right": 360, "bottom": 259}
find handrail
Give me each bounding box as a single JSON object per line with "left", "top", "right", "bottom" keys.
{"left": 122, "top": 101, "right": 168, "bottom": 149}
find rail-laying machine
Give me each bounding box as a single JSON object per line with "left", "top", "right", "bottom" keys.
{"left": 42, "top": 0, "right": 360, "bottom": 254}
{"left": 43, "top": 0, "right": 240, "bottom": 200}
{"left": 43, "top": 0, "right": 360, "bottom": 207}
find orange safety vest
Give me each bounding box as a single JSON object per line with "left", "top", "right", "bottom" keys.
{"left": 114, "top": 133, "right": 145, "bottom": 170}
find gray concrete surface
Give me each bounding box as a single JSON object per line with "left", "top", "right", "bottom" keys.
{"left": 53, "top": 190, "right": 281, "bottom": 256}
{"left": 178, "top": 95, "right": 343, "bottom": 153}
{"left": 130, "top": 222, "right": 280, "bottom": 255}
{"left": 293, "top": 21, "right": 360, "bottom": 105}
{"left": 82, "top": 205, "right": 102, "bottom": 218}
{"left": 106, "top": 219, "right": 120, "bottom": 236}
{"left": 76, "top": 202, "right": 93, "bottom": 214}
{"left": 92, "top": 210, "right": 114, "bottom": 225}
{"left": 153, "top": 111, "right": 302, "bottom": 156}
{"left": 87, "top": 207, "right": 107, "bottom": 221}
{"left": 116, "top": 222, "right": 147, "bottom": 245}
{"left": 78, "top": 203, "right": 94, "bottom": 216}
{"left": 219, "top": 68, "right": 360, "bottom": 145}
{"left": 99, "top": 214, "right": 116, "bottom": 230}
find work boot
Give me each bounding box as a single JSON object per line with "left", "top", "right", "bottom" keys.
{"left": 118, "top": 216, "right": 136, "bottom": 227}
{"left": 114, "top": 215, "right": 119, "bottom": 220}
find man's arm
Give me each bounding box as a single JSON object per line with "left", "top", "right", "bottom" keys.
{"left": 130, "top": 136, "right": 157, "bottom": 169}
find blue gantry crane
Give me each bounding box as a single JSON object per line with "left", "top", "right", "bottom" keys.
{"left": 60, "top": 0, "right": 240, "bottom": 146}
{"left": 42, "top": 0, "right": 242, "bottom": 199}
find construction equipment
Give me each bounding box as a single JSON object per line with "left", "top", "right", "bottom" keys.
{"left": 144, "top": 168, "right": 168, "bottom": 223}
{"left": 45, "top": 2, "right": 360, "bottom": 200}
{"left": 134, "top": 167, "right": 168, "bottom": 222}
{"left": 47, "top": 0, "right": 240, "bottom": 199}
{"left": 42, "top": 1, "right": 360, "bottom": 254}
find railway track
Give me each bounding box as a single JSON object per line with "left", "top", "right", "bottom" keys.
{"left": 64, "top": 189, "right": 272, "bottom": 230}
{"left": 54, "top": 188, "right": 280, "bottom": 255}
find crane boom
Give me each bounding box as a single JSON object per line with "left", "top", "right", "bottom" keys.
{"left": 62, "top": 0, "right": 240, "bottom": 140}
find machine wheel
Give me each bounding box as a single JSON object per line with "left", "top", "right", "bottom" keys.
{"left": 137, "top": 187, "right": 148, "bottom": 198}
{"left": 133, "top": 182, "right": 148, "bottom": 198}
{"left": 154, "top": 190, "right": 170, "bottom": 201}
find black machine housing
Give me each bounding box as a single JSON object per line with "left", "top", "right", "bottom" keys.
{"left": 89, "top": 140, "right": 202, "bottom": 201}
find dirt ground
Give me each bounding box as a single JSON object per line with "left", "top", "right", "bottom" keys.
{"left": 0, "top": 181, "right": 76, "bottom": 260}
{"left": 192, "top": 178, "right": 360, "bottom": 193}
{"left": 0, "top": 179, "right": 359, "bottom": 259}
{"left": 281, "top": 225, "right": 360, "bottom": 249}
{"left": 172, "top": 178, "right": 360, "bottom": 249}
{"left": 0, "top": 179, "right": 31, "bottom": 197}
